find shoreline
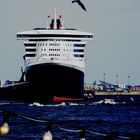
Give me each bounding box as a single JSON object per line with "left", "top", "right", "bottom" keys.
{"left": 95, "top": 91, "right": 140, "bottom": 95}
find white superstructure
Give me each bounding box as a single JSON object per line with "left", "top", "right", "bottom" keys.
{"left": 17, "top": 14, "right": 93, "bottom": 72}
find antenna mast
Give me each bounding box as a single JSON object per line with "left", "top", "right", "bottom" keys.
{"left": 54, "top": 8, "right": 57, "bottom": 29}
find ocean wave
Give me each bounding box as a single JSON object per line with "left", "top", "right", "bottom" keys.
{"left": 28, "top": 99, "right": 127, "bottom": 107}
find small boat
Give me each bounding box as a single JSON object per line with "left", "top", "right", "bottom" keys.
{"left": 96, "top": 99, "right": 116, "bottom": 105}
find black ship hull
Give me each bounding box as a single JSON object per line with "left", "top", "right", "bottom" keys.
{"left": 0, "top": 63, "right": 84, "bottom": 103}
{"left": 25, "top": 63, "right": 84, "bottom": 101}
{"left": 21, "top": 63, "right": 84, "bottom": 102}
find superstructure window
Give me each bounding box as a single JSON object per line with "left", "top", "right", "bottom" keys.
{"left": 29, "top": 39, "right": 81, "bottom": 42}
{"left": 74, "top": 54, "right": 84, "bottom": 57}
{"left": 25, "top": 49, "right": 36, "bottom": 52}
{"left": 49, "top": 54, "right": 60, "bottom": 56}
{"left": 17, "top": 34, "right": 93, "bottom": 38}
{"left": 26, "top": 54, "right": 36, "bottom": 57}
{"left": 74, "top": 49, "right": 84, "bottom": 52}
{"left": 73, "top": 44, "right": 85, "bottom": 47}
{"left": 24, "top": 43, "right": 36, "bottom": 46}
{"left": 49, "top": 43, "right": 60, "bottom": 46}
{"left": 37, "top": 43, "right": 48, "bottom": 46}
{"left": 49, "top": 49, "right": 60, "bottom": 51}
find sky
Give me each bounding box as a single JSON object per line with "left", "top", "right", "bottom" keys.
{"left": 0, "top": 0, "right": 140, "bottom": 85}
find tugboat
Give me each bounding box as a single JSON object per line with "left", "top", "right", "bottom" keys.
{"left": 1, "top": 10, "right": 93, "bottom": 103}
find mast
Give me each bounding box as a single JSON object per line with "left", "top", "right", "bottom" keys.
{"left": 54, "top": 8, "right": 57, "bottom": 30}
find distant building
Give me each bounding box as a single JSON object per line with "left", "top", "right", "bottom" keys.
{"left": 130, "top": 85, "right": 140, "bottom": 91}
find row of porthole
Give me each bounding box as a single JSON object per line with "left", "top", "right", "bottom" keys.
{"left": 41, "top": 54, "right": 61, "bottom": 56}
{"left": 40, "top": 54, "right": 84, "bottom": 57}
{"left": 37, "top": 43, "right": 60, "bottom": 46}
{"left": 37, "top": 43, "right": 73, "bottom": 47}
{"left": 40, "top": 49, "right": 70, "bottom": 52}
{"left": 36, "top": 43, "right": 85, "bottom": 47}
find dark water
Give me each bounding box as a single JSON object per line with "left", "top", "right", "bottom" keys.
{"left": 0, "top": 100, "right": 140, "bottom": 140}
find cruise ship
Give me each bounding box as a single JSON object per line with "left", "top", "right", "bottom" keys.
{"left": 14, "top": 11, "right": 93, "bottom": 103}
